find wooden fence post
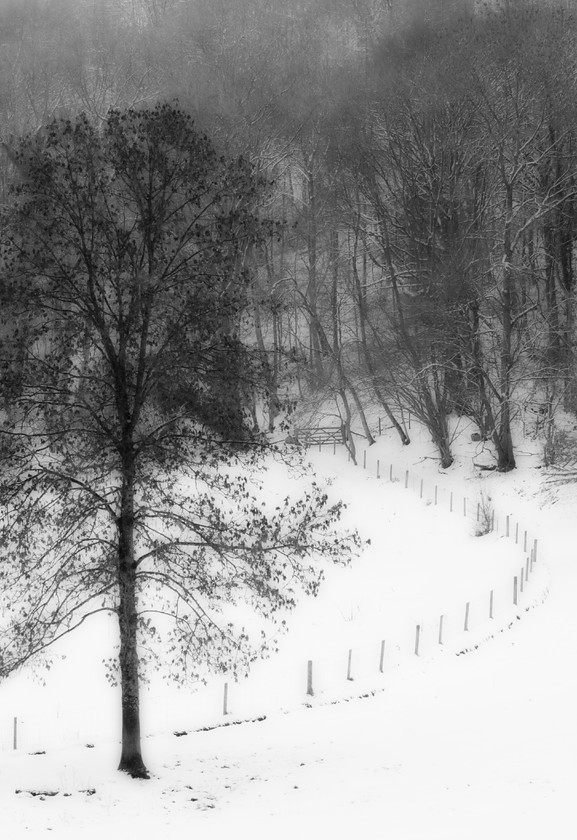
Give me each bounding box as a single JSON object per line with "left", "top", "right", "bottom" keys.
{"left": 525, "top": 557, "right": 530, "bottom": 582}
{"left": 389, "top": 464, "right": 393, "bottom": 482}
{"left": 491, "top": 511, "right": 495, "bottom": 531}
{"left": 307, "top": 660, "right": 314, "bottom": 696}
{"left": 515, "top": 523, "right": 519, "bottom": 544}
{"left": 379, "top": 640, "right": 386, "bottom": 673}
{"left": 533, "top": 539, "right": 538, "bottom": 565}
{"left": 333, "top": 441, "right": 336, "bottom": 455}
{"left": 420, "top": 479, "right": 424, "bottom": 499}
{"left": 506, "top": 515, "right": 510, "bottom": 538}
{"left": 463, "top": 497, "right": 467, "bottom": 517}
{"left": 405, "top": 469, "right": 409, "bottom": 489}
{"left": 477, "top": 502, "right": 480, "bottom": 522}
{"left": 377, "top": 460, "right": 380, "bottom": 479}
{"left": 378, "top": 417, "right": 382, "bottom": 436}
{"left": 438, "top": 615, "right": 444, "bottom": 645}
{"left": 513, "top": 576, "right": 518, "bottom": 606}
{"left": 489, "top": 590, "right": 494, "bottom": 619}
{"left": 347, "top": 649, "right": 353, "bottom": 681}
{"left": 414, "top": 624, "right": 421, "bottom": 656}
{"left": 464, "top": 602, "right": 470, "bottom": 632}
{"left": 435, "top": 485, "right": 438, "bottom": 505}
{"left": 450, "top": 491, "right": 453, "bottom": 512}
{"left": 363, "top": 451, "right": 366, "bottom": 469}
{"left": 13, "top": 716, "right": 17, "bottom": 750}
{"left": 520, "top": 566, "right": 524, "bottom": 593}
{"left": 523, "top": 530, "right": 527, "bottom": 552}
{"left": 530, "top": 547, "right": 535, "bottom": 571}
{"left": 223, "top": 682, "right": 229, "bottom": 716}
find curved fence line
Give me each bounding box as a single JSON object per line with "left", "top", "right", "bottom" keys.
{"left": 1, "top": 437, "right": 548, "bottom": 754}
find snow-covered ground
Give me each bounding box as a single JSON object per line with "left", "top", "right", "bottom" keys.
{"left": 1, "top": 418, "right": 575, "bottom": 838}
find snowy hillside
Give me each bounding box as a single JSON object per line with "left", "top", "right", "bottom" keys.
{"left": 0, "top": 420, "right": 574, "bottom": 839}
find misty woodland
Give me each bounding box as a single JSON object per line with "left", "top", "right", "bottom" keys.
{"left": 0, "top": 0, "right": 575, "bottom": 778}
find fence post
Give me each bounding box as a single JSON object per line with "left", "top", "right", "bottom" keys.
{"left": 379, "top": 640, "right": 386, "bottom": 673}
{"left": 435, "top": 485, "right": 438, "bottom": 506}
{"left": 378, "top": 417, "right": 382, "bottom": 436}
{"left": 533, "top": 539, "right": 538, "bottom": 565}
{"left": 223, "top": 682, "right": 229, "bottom": 716}
{"left": 506, "top": 515, "right": 510, "bottom": 538}
{"left": 523, "top": 530, "right": 527, "bottom": 552}
{"left": 414, "top": 624, "right": 421, "bottom": 656}
{"left": 525, "top": 557, "right": 530, "bottom": 582}
{"left": 513, "top": 576, "right": 518, "bottom": 606}
{"left": 318, "top": 442, "right": 321, "bottom": 453}
{"left": 520, "top": 566, "right": 524, "bottom": 593}
{"left": 377, "top": 459, "right": 380, "bottom": 479}
{"left": 438, "top": 615, "right": 444, "bottom": 645}
{"left": 491, "top": 511, "right": 495, "bottom": 531}
{"left": 333, "top": 441, "right": 336, "bottom": 455}
{"left": 307, "top": 660, "right": 314, "bottom": 696}
{"left": 489, "top": 590, "right": 494, "bottom": 619}
{"left": 477, "top": 502, "right": 480, "bottom": 522}
{"left": 450, "top": 491, "right": 453, "bottom": 513}
{"left": 405, "top": 469, "right": 409, "bottom": 489}
{"left": 530, "top": 547, "right": 535, "bottom": 571}
{"left": 389, "top": 464, "right": 393, "bottom": 482}
{"left": 363, "top": 451, "right": 367, "bottom": 469}
{"left": 464, "top": 602, "right": 470, "bottom": 632}
{"left": 463, "top": 497, "right": 467, "bottom": 517}
{"left": 13, "top": 716, "right": 17, "bottom": 750}
{"left": 408, "top": 411, "right": 411, "bottom": 429}
{"left": 347, "top": 649, "right": 353, "bottom": 681}
{"left": 515, "top": 522, "right": 519, "bottom": 544}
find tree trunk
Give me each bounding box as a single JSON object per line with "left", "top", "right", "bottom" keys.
{"left": 117, "top": 460, "right": 148, "bottom": 779}
{"left": 306, "top": 159, "right": 324, "bottom": 385}
{"left": 432, "top": 427, "right": 454, "bottom": 470}
{"left": 497, "top": 185, "right": 516, "bottom": 472}
{"left": 346, "top": 377, "right": 376, "bottom": 445}
{"left": 350, "top": 233, "right": 410, "bottom": 445}
{"left": 337, "top": 387, "right": 356, "bottom": 464}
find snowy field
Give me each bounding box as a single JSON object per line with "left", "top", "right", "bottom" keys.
{"left": 0, "top": 418, "right": 575, "bottom": 838}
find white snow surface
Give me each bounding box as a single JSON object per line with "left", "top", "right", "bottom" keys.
{"left": 0, "top": 418, "right": 575, "bottom": 838}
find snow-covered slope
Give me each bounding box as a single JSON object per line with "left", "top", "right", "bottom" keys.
{"left": 0, "top": 421, "right": 574, "bottom": 839}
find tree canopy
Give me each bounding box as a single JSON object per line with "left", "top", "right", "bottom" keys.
{"left": 0, "top": 103, "right": 359, "bottom": 777}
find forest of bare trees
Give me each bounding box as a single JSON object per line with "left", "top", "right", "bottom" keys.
{"left": 1, "top": 0, "right": 577, "bottom": 471}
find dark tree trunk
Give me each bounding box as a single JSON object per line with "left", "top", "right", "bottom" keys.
{"left": 306, "top": 160, "right": 324, "bottom": 385}
{"left": 337, "top": 387, "right": 356, "bottom": 464}
{"left": 497, "top": 185, "right": 516, "bottom": 472}
{"left": 433, "top": 428, "right": 454, "bottom": 470}
{"left": 116, "top": 457, "right": 148, "bottom": 779}
{"left": 495, "top": 402, "right": 516, "bottom": 472}
{"left": 350, "top": 234, "right": 410, "bottom": 445}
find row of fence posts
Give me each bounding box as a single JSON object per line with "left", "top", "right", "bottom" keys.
{"left": 293, "top": 437, "right": 539, "bottom": 702}
{"left": 8, "top": 421, "right": 539, "bottom": 746}
{"left": 216, "top": 441, "right": 540, "bottom": 716}
{"left": 217, "top": 539, "right": 538, "bottom": 711}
